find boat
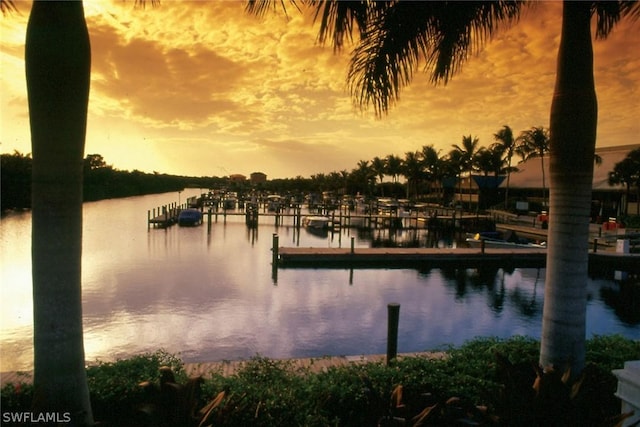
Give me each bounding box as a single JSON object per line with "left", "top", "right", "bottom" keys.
{"left": 223, "top": 192, "right": 238, "bottom": 210}
{"left": 266, "top": 194, "right": 283, "bottom": 212}
{"left": 302, "top": 216, "right": 332, "bottom": 230}
{"left": 178, "top": 209, "right": 203, "bottom": 226}
{"left": 466, "top": 231, "right": 546, "bottom": 249}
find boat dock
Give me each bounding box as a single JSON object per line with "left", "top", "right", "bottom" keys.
{"left": 148, "top": 200, "right": 492, "bottom": 232}
{"left": 275, "top": 246, "right": 640, "bottom": 274}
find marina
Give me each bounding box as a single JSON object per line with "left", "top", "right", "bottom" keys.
{"left": 2, "top": 190, "right": 637, "bottom": 374}
{"left": 147, "top": 193, "right": 498, "bottom": 232}
{"left": 147, "top": 192, "right": 640, "bottom": 275}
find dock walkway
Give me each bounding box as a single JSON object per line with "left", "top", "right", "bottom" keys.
{"left": 276, "top": 246, "right": 640, "bottom": 273}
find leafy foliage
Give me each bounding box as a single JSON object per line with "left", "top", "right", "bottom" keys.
{"left": 1, "top": 337, "right": 637, "bottom": 426}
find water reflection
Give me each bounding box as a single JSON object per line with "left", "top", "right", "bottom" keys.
{"left": 0, "top": 191, "right": 638, "bottom": 373}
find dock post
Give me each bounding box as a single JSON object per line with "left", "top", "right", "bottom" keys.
{"left": 386, "top": 303, "right": 400, "bottom": 365}
{"left": 207, "top": 208, "right": 212, "bottom": 234}
{"left": 593, "top": 238, "right": 598, "bottom": 253}
{"left": 351, "top": 236, "right": 355, "bottom": 254}
{"left": 272, "top": 233, "right": 279, "bottom": 267}
{"left": 481, "top": 238, "right": 485, "bottom": 254}
{"left": 147, "top": 210, "right": 150, "bottom": 231}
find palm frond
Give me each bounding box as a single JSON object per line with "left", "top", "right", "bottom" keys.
{"left": 348, "top": 1, "right": 524, "bottom": 116}
{"left": 245, "top": 0, "right": 299, "bottom": 18}
{"left": 0, "top": 0, "right": 18, "bottom": 15}
{"left": 134, "top": 0, "right": 162, "bottom": 9}
{"left": 308, "top": 0, "right": 371, "bottom": 51}
{"left": 592, "top": 1, "right": 640, "bottom": 39}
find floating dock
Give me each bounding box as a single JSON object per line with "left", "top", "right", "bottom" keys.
{"left": 276, "top": 246, "right": 640, "bottom": 274}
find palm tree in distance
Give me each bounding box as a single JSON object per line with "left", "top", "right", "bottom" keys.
{"left": 452, "top": 135, "right": 480, "bottom": 210}
{"left": 385, "top": 154, "right": 403, "bottom": 184}
{"left": 609, "top": 148, "right": 640, "bottom": 216}
{"left": 517, "top": 126, "right": 550, "bottom": 207}
{"left": 475, "top": 144, "right": 506, "bottom": 210}
{"left": 445, "top": 148, "right": 465, "bottom": 208}
{"left": 371, "top": 156, "right": 386, "bottom": 196}
{"left": 354, "top": 159, "right": 375, "bottom": 196}
{"left": 421, "top": 145, "right": 443, "bottom": 203}
{"left": 476, "top": 144, "right": 506, "bottom": 177}
{"left": 493, "top": 125, "right": 517, "bottom": 210}
{"left": 401, "top": 150, "right": 423, "bottom": 199}
{"left": 249, "top": 0, "right": 640, "bottom": 378}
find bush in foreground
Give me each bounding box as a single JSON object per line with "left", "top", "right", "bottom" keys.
{"left": 1, "top": 336, "right": 638, "bottom": 426}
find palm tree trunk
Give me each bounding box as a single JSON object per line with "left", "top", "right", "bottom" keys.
{"left": 505, "top": 162, "right": 511, "bottom": 209}
{"left": 539, "top": 1, "right": 597, "bottom": 378}
{"left": 540, "top": 155, "right": 546, "bottom": 206}
{"left": 26, "top": 1, "right": 93, "bottom": 424}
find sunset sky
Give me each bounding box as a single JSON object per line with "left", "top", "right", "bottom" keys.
{"left": 1, "top": 1, "right": 638, "bottom": 179}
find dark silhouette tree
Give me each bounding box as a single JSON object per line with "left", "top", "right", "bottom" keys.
{"left": 25, "top": 2, "right": 93, "bottom": 424}
{"left": 452, "top": 135, "right": 481, "bottom": 210}
{"left": 371, "top": 156, "right": 387, "bottom": 196}
{"left": 609, "top": 147, "right": 640, "bottom": 215}
{"left": 517, "top": 126, "right": 550, "bottom": 206}
{"left": 493, "top": 125, "right": 517, "bottom": 209}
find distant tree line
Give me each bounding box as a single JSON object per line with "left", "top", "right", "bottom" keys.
{"left": 3, "top": 143, "right": 637, "bottom": 213}
{"left": 1, "top": 152, "right": 225, "bottom": 212}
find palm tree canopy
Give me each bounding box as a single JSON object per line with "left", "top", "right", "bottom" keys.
{"left": 516, "top": 126, "right": 550, "bottom": 162}
{"left": 494, "top": 125, "right": 515, "bottom": 157}
{"left": 452, "top": 134, "right": 480, "bottom": 172}
{"left": 608, "top": 147, "right": 640, "bottom": 187}
{"left": 421, "top": 145, "right": 442, "bottom": 179}
{"left": 371, "top": 156, "right": 386, "bottom": 181}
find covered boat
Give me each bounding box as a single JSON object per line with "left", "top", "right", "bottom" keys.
{"left": 178, "top": 209, "right": 203, "bottom": 226}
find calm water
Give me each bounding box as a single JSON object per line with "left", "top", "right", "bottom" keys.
{"left": 1, "top": 190, "right": 638, "bottom": 372}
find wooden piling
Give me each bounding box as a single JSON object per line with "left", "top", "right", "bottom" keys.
{"left": 272, "top": 233, "right": 279, "bottom": 267}
{"left": 387, "top": 303, "right": 400, "bottom": 365}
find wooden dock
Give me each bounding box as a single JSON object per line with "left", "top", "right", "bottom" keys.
{"left": 276, "top": 246, "right": 640, "bottom": 273}
{"left": 147, "top": 198, "right": 493, "bottom": 231}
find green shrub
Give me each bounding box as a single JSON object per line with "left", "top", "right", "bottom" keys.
{"left": 1, "top": 337, "right": 638, "bottom": 426}
{"left": 85, "top": 349, "right": 186, "bottom": 424}
{"left": 621, "top": 215, "right": 640, "bottom": 229}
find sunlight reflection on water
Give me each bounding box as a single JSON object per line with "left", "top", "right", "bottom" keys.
{"left": 1, "top": 190, "right": 637, "bottom": 372}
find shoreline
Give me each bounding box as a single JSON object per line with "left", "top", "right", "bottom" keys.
{"left": 0, "top": 352, "right": 446, "bottom": 388}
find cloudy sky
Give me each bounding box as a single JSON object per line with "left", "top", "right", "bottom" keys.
{"left": 1, "top": 1, "right": 638, "bottom": 179}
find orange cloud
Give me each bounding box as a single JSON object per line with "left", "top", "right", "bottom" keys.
{"left": 1, "top": 1, "right": 638, "bottom": 178}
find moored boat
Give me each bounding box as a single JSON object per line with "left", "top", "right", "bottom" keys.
{"left": 302, "top": 216, "right": 332, "bottom": 230}
{"left": 466, "top": 231, "right": 546, "bottom": 249}
{"left": 178, "top": 208, "right": 203, "bottom": 226}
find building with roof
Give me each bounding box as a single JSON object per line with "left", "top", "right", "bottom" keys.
{"left": 250, "top": 172, "right": 267, "bottom": 185}
{"left": 505, "top": 144, "right": 639, "bottom": 221}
